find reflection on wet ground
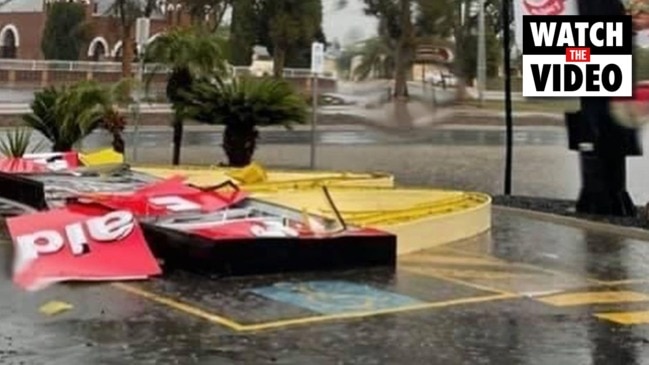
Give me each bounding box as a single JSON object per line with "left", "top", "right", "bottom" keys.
{"left": 4, "top": 208, "right": 649, "bottom": 363}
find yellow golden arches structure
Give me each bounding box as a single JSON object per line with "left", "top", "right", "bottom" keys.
{"left": 79, "top": 149, "right": 491, "bottom": 255}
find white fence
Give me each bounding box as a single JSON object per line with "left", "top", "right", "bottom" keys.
{"left": 0, "top": 59, "right": 337, "bottom": 79}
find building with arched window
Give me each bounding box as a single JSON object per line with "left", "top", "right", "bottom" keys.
{"left": 0, "top": 0, "right": 191, "bottom": 60}
{"left": 0, "top": 24, "right": 19, "bottom": 58}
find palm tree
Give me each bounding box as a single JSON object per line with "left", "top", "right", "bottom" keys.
{"left": 109, "top": 0, "right": 157, "bottom": 78}
{"left": 183, "top": 0, "right": 231, "bottom": 31}
{"left": 179, "top": 75, "right": 307, "bottom": 166}
{"left": 0, "top": 129, "right": 45, "bottom": 158}
{"left": 23, "top": 80, "right": 131, "bottom": 152}
{"left": 351, "top": 37, "right": 395, "bottom": 81}
{"left": 145, "top": 26, "right": 228, "bottom": 165}
{"left": 101, "top": 108, "right": 128, "bottom": 153}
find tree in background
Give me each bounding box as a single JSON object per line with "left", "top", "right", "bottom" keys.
{"left": 338, "top": 0, "right": 414, "bottom": 98}
{"left": 338, "top": 0, "right": 511, "bottom": 99}
{"left": 458, "top": 21, "right": 501, "bottom": 85}
{"left": 256, "top": 0, "right": 323, "bottom": 77}
{"left": 336, "top": 46, "right": 357, "bottom": 80}
{"left": 227, "top": 0, "right": 324, "bottom": 72}
{"left": 417, "top": 0, "right": 509, "bottom": 99}
{"left": 349, "top": 37, "right": 394, "bottom": 80}
{"left": 180, "top": 75, "right": 307, "bottom": 166}
{"left": 110, "top": 0, "right": 139, "bottom": 78}
{"left": 108, "top": 0, "right": 157, "bottom": 78}
{"left": 145, "top": 26, "right": 227, "bottom": 165}
{"left": 22, "top": 80, "right": 130, "bottom": 152}
{"left": 41, "top": 2, "right": 89, "bottom": 60}
{"left": 229, "top": 0, "right": 256, "bottom": 65}
{"left": 371, "top": 0, "right": 414, "bottom": 98}
{"left": 415, "top": 0, "right": 453, "bottom": 38}
{"left": 284, "top": 26, "right": 326, "bottom": 68}
{"left": 183, "top": 0, "right": 230, "bottom": 31}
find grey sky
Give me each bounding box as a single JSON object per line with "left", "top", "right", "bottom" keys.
{"left": 222, "top": 0, "right": 378, "bottom": 47}
{"left": 322, "top": 0, "right": 377, "bottom": 45}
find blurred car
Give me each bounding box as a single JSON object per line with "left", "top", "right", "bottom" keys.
{"left": 425, "top": 72, "right": 458, "bottom": 87}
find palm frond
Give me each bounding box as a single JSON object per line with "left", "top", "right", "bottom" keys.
{"left": 22, "top": 80, "right": 119, "bottom": 151}
{"left": 110, "top": 77, "right": 137, "bottom": 105}
{"left": 143, "top": 26, "right": 229, "bottom": 103}
{"left": 0, "top": 128, "right": 46, "bottom": 157}
{"left": 180, "top": 75, "right": 307, "bottom": 130}
{"left": 351, "top": 37, "right": 394, "bottom": 80}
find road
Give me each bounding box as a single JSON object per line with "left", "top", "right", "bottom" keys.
{"left": 77, "top": 126, "right": 567, "bottom": 147}
{"left": 0, "top": 82, "right": 521, "bottom": 105}
{"left": 8, "top": 124, "right": 648, "bottom": 204}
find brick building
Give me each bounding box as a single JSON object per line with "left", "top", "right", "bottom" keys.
{"left": 0, "top": 0, "right": 190, "bottom": 61}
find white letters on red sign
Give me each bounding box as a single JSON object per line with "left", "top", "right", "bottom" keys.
{"left": 14, "top": 211, "right": 135, "bottom": 271}
{"left": 148, "top": 196, "right": 202, "bottom": 212}
{"left": 250, "top": 221, "right": 299, "bottom": 237}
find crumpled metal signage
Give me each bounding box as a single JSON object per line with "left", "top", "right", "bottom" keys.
{"left": 0, "top": 155, "right": 394, "bottom": 291}
{"left": 7, "top": 204, "right": 161, "bottom": 291}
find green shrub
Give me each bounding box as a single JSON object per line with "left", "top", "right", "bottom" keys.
{"left": 181, "top": 76, "right": 307, "bottom": 166}
{"left": 0, "top": 128, "right": 46, "bottom": 158}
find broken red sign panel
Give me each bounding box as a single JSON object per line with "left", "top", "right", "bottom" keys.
{"left": 81, "top": 176, "right": 247, "bottom": 217}
{"left": 4, "top": 172, "right": 396, "bottom": 289}
{"left": 0, "top": 152, "right": 81, "bottom": 174}
{"left": 79, "top": 177, "right": 346, "bottom": 239}
{"left": 22, "top": 152, "right": 80, "bottom": 171}
{"left": 0, "top": 158, "right": 49, "bottom": 174}
{"left": 185, "top": 219, "right": 390, "bottom": 240}
{"left": 7, "top": 203, "right": 161, "bottom": 291}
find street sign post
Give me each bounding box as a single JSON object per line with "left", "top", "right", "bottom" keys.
{"left": 310, "top": 42, "right": 324, "bottom": 170}
{"left": 132, "top": 17, "right": 150, "bottom": 162}
{"left": 135, "top": 17, "right": 150, "bottom": 47}
{"left": 502, "top": 0, "right": 513, "bottom": 195}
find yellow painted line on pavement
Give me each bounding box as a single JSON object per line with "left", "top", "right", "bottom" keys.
{"left": 403, "top": 265, "right": 539, "bottom": 280}
{"left": 236, "top": 293, "right": 517, "bottom": 332}
{"left": 401, "top": 266, "right": 518, "bottom": 297}
{"left": 113, "top": 283, "right": 516, "bottom": 332}
{"left": 433, "top": 246, "right": 606, "bottom": 285}
{"left": 536, "top": 291, "right": 649, "bottom": 307}
{"left": 596, "top": 279, "right": 649, "bottom": 286}
{"left": 399, "top": 254, "right": 510, "bottom": 267}
{"left": 595, "top": 311, "right": 649, "bottom": 325}
{"left": 111, "top": 283, "right": 246, "bottom": 331}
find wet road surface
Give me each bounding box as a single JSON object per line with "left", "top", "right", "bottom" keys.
{"left": 4, "top": 208, "right": 649, "bottom": 364}
{"left": 95, "top": 125, "right": 649, "bottom": 205}
{"left": 83, "top": 127, "right": 567, "bottom": 147}
{"left": 4, "top": 125, "right": 567, "bottom": 148}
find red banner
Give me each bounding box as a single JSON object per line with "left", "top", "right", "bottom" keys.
{"left": 7, "top": 203, "right": 161, "bottom": 291}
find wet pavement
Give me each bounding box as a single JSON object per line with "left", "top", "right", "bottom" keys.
{"left": 79, "top": 127, "right": 567, "bottom": 147}
{"left": 2, "top": 125, "right": 568, "bottom": 147}
{"left": 4, "top": 208, "right": 649, "bottom": 364}
{"left": 58, "top": 128, "right": 567, "bottom": 148}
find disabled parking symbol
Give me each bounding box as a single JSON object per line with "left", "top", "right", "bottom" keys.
{"left": 249, "top": 280, "right": 424, "bottom": 315}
